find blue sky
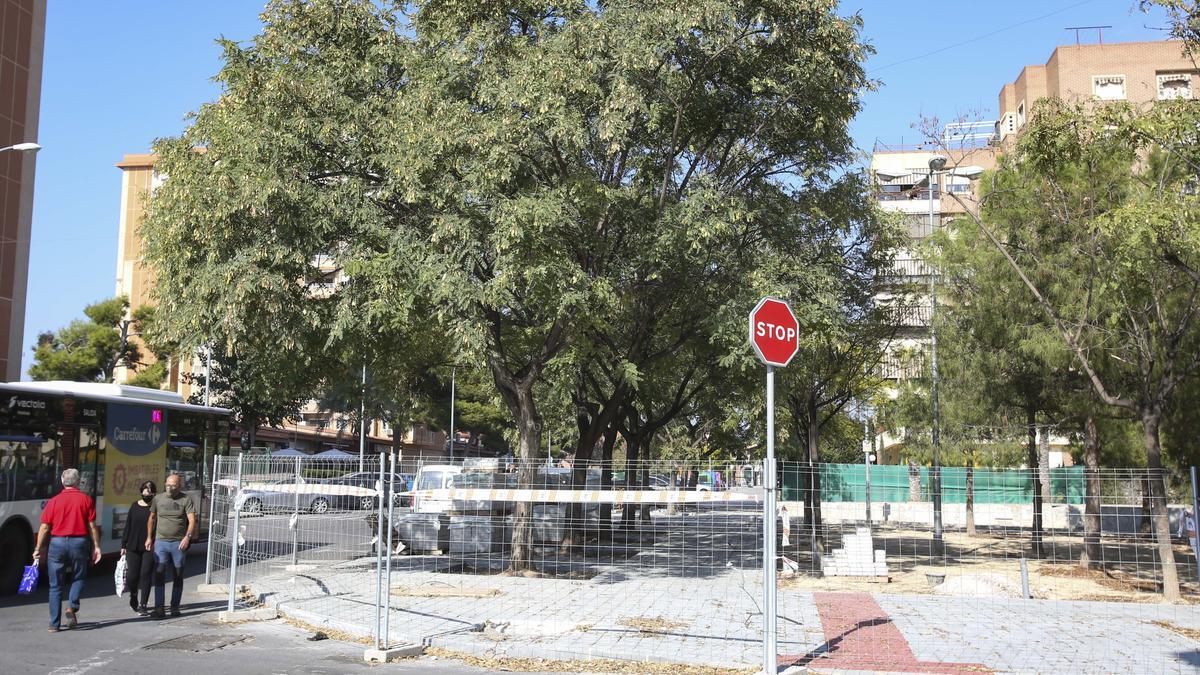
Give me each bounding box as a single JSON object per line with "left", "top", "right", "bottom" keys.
{"left": 19, "top": 0, "right": 1170, "bottom": 377}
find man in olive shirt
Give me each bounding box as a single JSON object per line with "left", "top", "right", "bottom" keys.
{"left": 144, "top": 473, "right": 197, "bottom": 618}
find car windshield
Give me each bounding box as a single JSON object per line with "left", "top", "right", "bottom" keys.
{"left": 417, "top": 472, "right": 451, "bottom": 490}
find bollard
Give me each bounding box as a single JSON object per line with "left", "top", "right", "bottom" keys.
{"left": 1020, "top": 556, "right": 1030, "bottom": 599}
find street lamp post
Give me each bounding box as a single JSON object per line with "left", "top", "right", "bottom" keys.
{"left": 926, "top": 156, "right": 946, "bottom": 541}
{"left": 876, "top": 157, "right": 982, "bottom": 543}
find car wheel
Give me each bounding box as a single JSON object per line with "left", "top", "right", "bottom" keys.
{"left": 0, "top": 524, "right": 32, "bottom": 595}
{"left": 243, "top": 497, "right": 263, "bottom": 516}
{"left": 359, "top": 496, "right": 375, "bottom": 510}
{"left": 310, "top": 497, "right": 329, "bottom": 514}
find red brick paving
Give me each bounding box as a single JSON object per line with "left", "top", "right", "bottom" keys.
{"left": 779, "top": 592, "right": 990, "bottom": 673}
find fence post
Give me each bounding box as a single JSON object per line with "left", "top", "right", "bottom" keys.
{"left": 1191, "top": 466, "right": 1200, "bottom": 585}
{"left": 373, "top": 454, "right": 386, "bottom": 650}
{"left": 226, "top": 452, "right": 244, "bottom": 613}
{"left": 384, "top": 451, "right": 396, "bottom": 648}
{"left": 291, "top": 456, "right": 301, "bottom": 566}
{"left": 204, "top": 454, "right": 220, "bottom": 585}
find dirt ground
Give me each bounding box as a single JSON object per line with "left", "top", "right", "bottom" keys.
{"left": 779, "top": 526, "right": 1200, "bottom": 603}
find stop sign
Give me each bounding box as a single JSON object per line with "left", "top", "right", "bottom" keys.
{"left": 748, "top": 297, "right": 799, "bottom": 367}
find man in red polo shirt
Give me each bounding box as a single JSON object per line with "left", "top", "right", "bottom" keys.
{"left": 33, "top": 468, "right": 102, "bottom": 632}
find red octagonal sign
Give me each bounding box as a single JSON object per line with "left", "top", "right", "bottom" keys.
{"left": 749, "top": 297, "right": 799, "bottom": 367}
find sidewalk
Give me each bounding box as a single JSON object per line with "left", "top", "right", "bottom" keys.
{"left": 240, "top": 558, "right": 1200, "bottom": 673}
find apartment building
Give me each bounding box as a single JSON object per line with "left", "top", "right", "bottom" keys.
{"left": 0, "top": 0, "right": 46, "bottom": 381}
{"left": 871, "top": 39, "right": 1196, "bottom": 383}
{"left": 997, "top": 40, "right": 1197, "bottom": 144}
{"left": 112, "top": 153, "right": 451, "bottom": 459}
{"left": 867, "top": 38, "right": 1194, "bottom": 463}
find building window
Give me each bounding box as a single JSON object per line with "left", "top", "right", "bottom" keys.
{"left": 1016, "top": 101, "right": 1025, "bottom": 128}
{"left": 1158, "top": 73, "right": 1193, "bottom": 100}
{"left": 1093, "top": 75, "right": 1126, "bottom": 100}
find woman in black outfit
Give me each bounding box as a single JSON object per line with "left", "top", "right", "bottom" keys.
{"left": 121, "top": 480, "right": 156, "bottom": 614}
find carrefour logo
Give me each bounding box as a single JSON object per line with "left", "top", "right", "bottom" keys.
{"left": 112, "top": 425, "right": 162, "bottom": 445}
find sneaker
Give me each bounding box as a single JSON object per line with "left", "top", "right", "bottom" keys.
{"left": 137, "top": 605, "right": 150, "bottom": 616}
{"left": 150, "top": 609, "right": 166, "bottom": 619}
{"left": 64, "top": 608, "right": 77, "bottom": 630}
{"left": 169, "top": 608, "right": 181, "bottom": 618}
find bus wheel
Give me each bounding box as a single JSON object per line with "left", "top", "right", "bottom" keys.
{"left": 310, "top": 497, "right": 329, "bottom": 514}
{"left": 0, "top": 524, "right": 31, "bottom": 595}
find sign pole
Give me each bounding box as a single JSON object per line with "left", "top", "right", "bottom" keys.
{"left": 764, "top": 365, "right": 777, "bottom": 674}
{"left": 748, "top": 296, "right": 797, "bottom": 675}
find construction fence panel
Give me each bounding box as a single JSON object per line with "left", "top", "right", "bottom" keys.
{"left": 207, "top": 455, "right": 1200, "bottom": 672}
{"left": 774, "top": 462, "right": 1200, "bottom": 673}
{"left": 206, "top": 455, "right": 390, "bottom": 644}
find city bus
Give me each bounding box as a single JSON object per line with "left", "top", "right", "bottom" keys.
{"left": 0, "top": 381, "right": 230, "bottom": 593}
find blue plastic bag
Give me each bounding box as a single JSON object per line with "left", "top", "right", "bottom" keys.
{"left": 17, "top": 563, "right": 38, "bottom": 594}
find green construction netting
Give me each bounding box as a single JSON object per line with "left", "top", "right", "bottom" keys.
{"left": 780, "top": 463, "right": 1084, "bottom": 504}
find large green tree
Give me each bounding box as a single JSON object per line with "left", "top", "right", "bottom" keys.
{"left": 30, "top": 296, "right": 147, "bottom": 383}
{"left": 141, "top": 0, "right": 873, "bottom": 570}
{"left": 950, "top": 98, "right": 1200, "bottom": 600}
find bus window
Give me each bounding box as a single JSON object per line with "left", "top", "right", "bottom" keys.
{"left": 77, "top": 427, "right": 102, "bottom": 498}
{"left": 0, "top": 435, "right": 62, "bottom": 502}
{"left": 168, "top": 414, "right": 206, "bottom": 490}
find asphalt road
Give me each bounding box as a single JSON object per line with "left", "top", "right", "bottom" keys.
{"left": 0, "top": 545, "right": 493, "bottom": 675}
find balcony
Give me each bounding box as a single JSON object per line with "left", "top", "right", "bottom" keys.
{"left": 876, "top": 188, "right": 939, "bottom": 201}
{"left": 888, "top": 303, "right": 932, "bottom": 328}
{"left": 887, "top": 258, "right": 933, "bottom": 280}
{"left": 879, "top": 351, "right": 926, "bottom": 380}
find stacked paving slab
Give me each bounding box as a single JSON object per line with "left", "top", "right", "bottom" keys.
{"left": 821, "top": 526, "right": 889, "bottom": 579}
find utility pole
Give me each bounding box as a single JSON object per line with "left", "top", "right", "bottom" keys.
{"left": 449, "top": 365, "right": 456, "bottom": 463}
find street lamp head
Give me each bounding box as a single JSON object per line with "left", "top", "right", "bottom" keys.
{"left": 951, "top": 165, "right": 985, "bottom": 179}
{"left": 0, "top": 142, "right": 41, "bottom": 153}
{"left": 928, "top": 155, "right": 948, "bottom": 171}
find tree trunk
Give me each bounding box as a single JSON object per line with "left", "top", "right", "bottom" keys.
{"left": 965, "top": 448, "right": 976, "bottom": 536}
{"left": 640, "top": 463, "right": 652, "bottom": 524}
{"left": 1141, "top": 410, "right": 1181, "bottom": 601}
{"left": 1027, "top": 409, "right": 1044, "bottom": 558}
{"left": 504, "top": 387, "right": 540, "bottom": 573}
{"left": 1081, "top": 416, "right": 1102, "bottom": 570}
{"left": 1039, "top": 424, "right": 1052, "bottom": 510}
{"left": 806, "top": 399, "right": 824, "bottom": 556}
{"left": 1140, "top": 475, "right": 1153, "bottom": 534}
{"left": 621, "top": 431, "right": 640, "bottom": 529}
{"left": 596, "top": 428, "right": 616, "bottom": 545}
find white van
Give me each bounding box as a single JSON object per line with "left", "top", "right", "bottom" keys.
{"left": 412, "top": 465, "right": 462, "bottom": 513}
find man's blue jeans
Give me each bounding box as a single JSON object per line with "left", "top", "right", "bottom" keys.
{"left": 153, "top": 539, "right": 187, "bottom": 610}
{"left": 47, "top": 536, "right": 90, "bottom": 629}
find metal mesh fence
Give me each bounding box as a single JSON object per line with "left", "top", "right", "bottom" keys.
{"left": 205, "top": 455, "right": 1200, "bottom": 671}
{"left": 775, "top": 462, "right": 1200, "bottom": 673}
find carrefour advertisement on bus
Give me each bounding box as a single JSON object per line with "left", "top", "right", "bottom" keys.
{"left": 104, "top": 404, "right": 167, "bottom": 541}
